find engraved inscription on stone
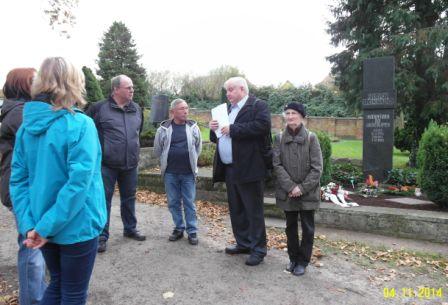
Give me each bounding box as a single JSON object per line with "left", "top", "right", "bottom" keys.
{"left": 371, "top": 129, "right": 384, "bottom": 143}
{"left": 363, "top": 92, "right": 394, "bottom": 107}
{"left": 365, "top": 113, "right": 392, "bottom": 143}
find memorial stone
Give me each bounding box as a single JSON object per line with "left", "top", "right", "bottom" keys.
{"left": 362, "top": 57, "right": 397, "bottom": 181}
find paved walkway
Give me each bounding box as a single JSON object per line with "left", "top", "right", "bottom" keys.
{"left": 1, "top": 199, "right": 446, "bottom": 305}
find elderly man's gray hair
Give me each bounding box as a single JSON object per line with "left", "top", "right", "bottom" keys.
{"left": 111, "top": 75, "right": 130, "bottom": 92}
{"left": 170, "top": 98, "right": 188, "bottom": 110}
{"left": 223, "top": 77, "right": 249, "bottom": 94}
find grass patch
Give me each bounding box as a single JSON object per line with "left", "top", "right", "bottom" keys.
{"left": 200, "top": 126, "right": 210, "bottom": 142}
{"left": 332, "top": 140, "right": 410, "bottom": 168}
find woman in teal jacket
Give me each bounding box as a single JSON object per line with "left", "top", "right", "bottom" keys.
{"left": 10, "top": 57, "right": 106, "bottom": 305}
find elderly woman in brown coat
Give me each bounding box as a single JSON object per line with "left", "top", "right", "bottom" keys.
{"left": 273, "top": 102, "right": 323, "bottom": 276}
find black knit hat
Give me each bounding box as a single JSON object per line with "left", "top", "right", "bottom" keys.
{"left": 284, "top": 102, "right": 306, "bottom": 118}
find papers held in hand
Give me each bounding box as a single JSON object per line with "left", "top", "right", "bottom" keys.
{"left": 211, "top": 103, "right": 229, "bottom": 138}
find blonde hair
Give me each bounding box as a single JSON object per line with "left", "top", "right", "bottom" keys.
{"left": 31, "top": 57, "right": 86, "bottom": 111}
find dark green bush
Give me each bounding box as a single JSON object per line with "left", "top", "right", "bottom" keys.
{"left": 140, "top": 126, "right": 157, "bottom": 147}
{"left": 198, "top": 144, "right": 215, "bottom": 167}
{"left": 417, "top": 121, "right": 448, "bottom": 209}
{"left": 394, "top": 127, "right": 413, "bottom": 152}
{"left": 331, "top": 162, "right": 363, "bottom": 187}
{"left": 316, "top": 131, "right": 332, "bottom": 185}
{"left": 385, "top": 168, "right": 417, "bottom": 186}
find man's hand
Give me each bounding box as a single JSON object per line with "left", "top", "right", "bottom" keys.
{"left": 221, "top": 125, "right": 230, "bottom": 136}
{"left": 209, "top": 120, "right": 219, "bottom": 131}
{"left": 23, "top": 230, "right": 48, "bottom": 249}
{"left": 288, "top": 186, "right": 303, "bottom": 198}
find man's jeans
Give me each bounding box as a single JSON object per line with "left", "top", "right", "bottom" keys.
{"left": 100, "top": 166, "right": 138, "bottom": 240}
{"left": 17, "top": 234, "right": 47, "bottom": 305}
{"left": 164, "top": 173, "right": 198, "bottom": 235}
{"left": 40, "top": 238, "right": 98, "bottom": 305}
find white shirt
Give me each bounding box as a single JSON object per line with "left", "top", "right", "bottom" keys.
{"left": 218, "top": 95, "right": 249, "bottom": 164}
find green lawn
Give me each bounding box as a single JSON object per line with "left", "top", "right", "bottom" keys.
{"left": 200, "top": 126, "right": 210, "bottom": 142}
{"left": 198, "top": 129, "right": 409, "bottom": 168}
{"left": 332, "top": 140, "right": 409, "bottom": 168}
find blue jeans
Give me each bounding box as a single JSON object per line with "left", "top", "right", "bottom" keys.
{"left": 164, "top": 173, "right": 198, "bottom": 235}
{"left": 17, "top": 234, "right": 47, "bottom": 305}
{"left": 100, "top": 166, "right": 138, "bottom": 240}
{"left": 40, "top": 238, "right": 98, "bottom": 305}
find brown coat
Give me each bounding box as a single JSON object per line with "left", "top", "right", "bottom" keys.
{"left": 273, "top": 125, "right": 323, "bottom": 211}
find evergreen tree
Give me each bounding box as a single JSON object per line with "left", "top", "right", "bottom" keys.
{"left": 82, "top": 66, "right": 104, "bottom": 104}
{"left": 97, "top": 21, "right": 150, "bottom": 107}
{"left": 327, "top": 0, "right": 448, "bottom": 165}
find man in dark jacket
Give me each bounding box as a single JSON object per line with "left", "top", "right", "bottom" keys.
{"left": 209, "top": 77, "right": 271, "bottom": 266}
{"left": 87, "top": 74, "right": 146, "bottom": 253}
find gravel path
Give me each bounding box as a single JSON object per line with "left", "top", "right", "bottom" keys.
{"left": 1, "top": 199, "right": 446, "bottom": 305}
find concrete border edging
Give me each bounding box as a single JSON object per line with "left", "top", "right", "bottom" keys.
{"left": 138, "top": 172, "right": 448, "bottom": 243}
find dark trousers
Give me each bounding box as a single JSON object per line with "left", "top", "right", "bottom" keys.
{"left": 100, "top": 166, "right": 138, "bottom": 240}
{"left": 285, "top": 210, "right": 315, "bottom": 266}
{"left": 40, "top": 238, "right": 98, "bottom": 305}
{"left": 225, "top": 166, "right": 267, "bottom": 257}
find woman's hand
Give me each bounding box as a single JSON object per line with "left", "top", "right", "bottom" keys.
{"left": 23, "top": 230, "right": 48, "bottom": 249}
{"left": 289, "top": 186, "right": 303, "bottom": 198}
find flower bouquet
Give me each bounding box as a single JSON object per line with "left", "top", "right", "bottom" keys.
{"left": 321, "top": 182, "right": 359, "bottom": 207}
{"left": 360, "top": 175, "right": 379, "bottom": 198}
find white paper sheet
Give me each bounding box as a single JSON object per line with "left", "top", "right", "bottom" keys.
{"left": 211, "top": 103, "right": 229, "bottom": 138}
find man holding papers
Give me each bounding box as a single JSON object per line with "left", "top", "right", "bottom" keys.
{"left": 209, "top": 77, "right": 271, "bottom": 266}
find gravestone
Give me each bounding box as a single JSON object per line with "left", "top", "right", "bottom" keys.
{"left": 149, "top": 94, "right": 169, "bottom": 125}
{"left": 362, "top": 57, "right": 397, "bottom": 182}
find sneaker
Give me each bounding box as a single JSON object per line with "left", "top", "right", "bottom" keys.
{"left": 98, "top": 240, "right": 107, "bottom": 253}
{"left": 168, "top": 230, "right": 184, "bottom": 241}
{"left": 188, "top": 233, "right": 198, "bottom": 245}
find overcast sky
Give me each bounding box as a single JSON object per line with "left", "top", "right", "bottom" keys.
{"left": 1, "top": 0, "right": 339, "bottom": 88}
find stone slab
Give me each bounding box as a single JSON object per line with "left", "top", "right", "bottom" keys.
{"left": 385, "top": 197, "right": 434, "bottom": 205}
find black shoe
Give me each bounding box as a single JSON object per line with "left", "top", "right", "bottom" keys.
{"left": 188, "top": 233, "right": 198, "bottom": 245}
{"left": 123, "top": 231, "right": 146, "bottom": 241}
{"left": 245, "top": 255, "right": 264, "bottom": 266}
{"left": 292, "top": 264, "right": 306, "bottom": 276}
{"left": 225, "top": 245, "right": 251, "bottom": 255}
{"left": 169, "top": 230, "right": 184, "bottom": 241}
{"left": 286, "top": 261, "right": 297, "bottom": 272}
{"left": 97, "top": 240, "right": 107, "bottom": 253}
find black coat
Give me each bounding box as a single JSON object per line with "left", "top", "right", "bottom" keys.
{"left": 211, "top": 96, "right": 271, "bottom": 184}
{"left": 86, "top": 96, "right": 144, "bottom": 170}
{"left": 0, "top": 98, "right": 26, "bottom": 209}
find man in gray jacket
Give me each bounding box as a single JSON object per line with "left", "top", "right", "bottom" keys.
{"left": 87, "top": 75, "right": 146, "bottom": 253}
{"left": 154, "top": 99, "right": 202, "bottom": 245}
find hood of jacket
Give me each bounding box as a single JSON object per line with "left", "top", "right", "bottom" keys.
{"left": 0, "top": 98, "right": 26, "bottom": 122}
{"left": 159, "top": 119, "right": 198, "bottom": 130}
{"left": 22, "top": 101, "right": 81, "bottom": 135}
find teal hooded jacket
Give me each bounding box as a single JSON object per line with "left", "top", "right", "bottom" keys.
{"left": 10, "top": 101, "right": 107, "bottom": 245}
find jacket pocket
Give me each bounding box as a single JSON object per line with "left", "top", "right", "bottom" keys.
{"left": 103, "top": 138, "right": 126, "bottom": 166}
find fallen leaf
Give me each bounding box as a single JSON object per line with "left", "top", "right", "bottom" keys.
{"left": 163, "top": 291, "right": 174, "bottom": 299}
